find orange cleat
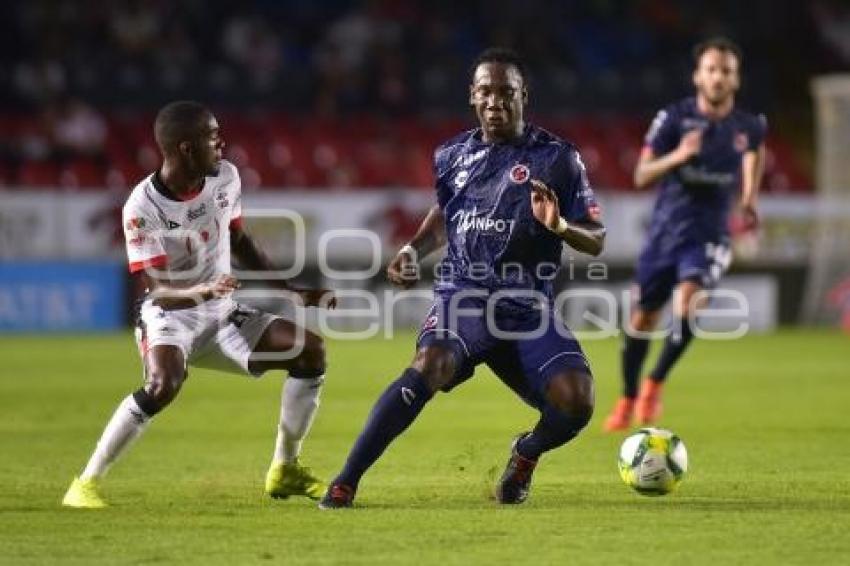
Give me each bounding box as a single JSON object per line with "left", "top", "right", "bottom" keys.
{"left": 635, "top": 378, "right": 664, "bottom": 424}
{"left": 603, "top": 397, "right": 635, "bottom": 432}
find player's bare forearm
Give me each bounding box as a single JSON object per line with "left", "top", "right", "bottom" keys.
{"left": 136, "top": 272, "right": 239, "bottom": 310}
{"left": 559, "top": 220, "right": 606, "bottom": 257}
{"left": 408, "top": 204, "right": 447, "bottom": 259}
{"left": 635, "top": 129, "right": 704, "bottom": 189}
{"left": 230, "top": 225, "right": 292, "bottom": 291}
{"left": 634, "top": 150, "right": 687, "bottom": 189}
{"left": 740, "top": 144, "right": 765, "bottom": 206}
{"left": 230, "top": 225, "right": 335, "bottom": 308}
{"left": 386, "top": 205, "right": 445, "bottom": 288}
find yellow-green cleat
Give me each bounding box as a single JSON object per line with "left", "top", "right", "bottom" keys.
{"left": 62, "top": 477, "right": 108, "bottom": 509}
{"left": 265, "top": 460, "right": 326, "bottom": 500}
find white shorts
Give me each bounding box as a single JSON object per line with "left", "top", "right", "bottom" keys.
{"left": 135, "top": 298, "right": 279, "bottom": 377}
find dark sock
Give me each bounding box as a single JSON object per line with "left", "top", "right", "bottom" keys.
{"left": 649, "top": 317, "right": 695, "bottom": 383}
{"left": 335, "top": 368, "right": 433, "bottom": 490}
{"left": 515, "top": 405, "right": 591, "bottom": 461}
{"left": 132, "top": 387, "right": 161, "bottom": 417}
{"left": 622, "top": 334, "right": 650, "bottom": 398}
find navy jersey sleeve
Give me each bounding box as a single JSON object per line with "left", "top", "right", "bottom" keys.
{"left": 550, "top": 147, "right": 602, "bottom": 224}
{"left": 746, "top": 113, "right": 768, "bottom": 151}
{"left": 644, "top": 106, "right": 679, "bottom": 155}
{"left": 433, "top": 145, "right": 454, "bottom": 209}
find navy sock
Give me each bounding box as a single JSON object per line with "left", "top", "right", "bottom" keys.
{"left": 622, "top": 334, "right": 650, "bottom": 398}
{"left": 649, "top": 317, "right": 695, "bottom": 383}
{"left": 516, "top": 405, "right": 591, "bottom": 461}
{"left": 335, "top": 368, "right": 434, "bottom": 490}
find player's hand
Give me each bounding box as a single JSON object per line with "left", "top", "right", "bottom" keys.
{"left": 675, "top": 129, "right": 703, "bottom": 162}
{"left": 530, "top": 179, "right": 561, "bottom": 232}
{"left": 199, "top": 274, "right": 240, "bottom": 301}
{"left": 739, "top": 201, "right": 759, "bottom": 230}
{"left": 387, "top": 249, "right": 419, "bottom": 289}
{"left": 297, "top": 289, "right": 337, "bottom": 309}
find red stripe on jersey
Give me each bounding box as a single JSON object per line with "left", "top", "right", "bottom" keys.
{"left": 229, "top": 216, "right": 243, "bottom": 231}
{"left": 129, "top": 255, "right": 167, "bottom": 273}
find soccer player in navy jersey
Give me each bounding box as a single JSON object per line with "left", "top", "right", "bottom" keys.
{"left": 603, "top": 38, "right": 767, "bottom": 431}
{"left": 320, "top": 48, "right": 606, "bottom": 508}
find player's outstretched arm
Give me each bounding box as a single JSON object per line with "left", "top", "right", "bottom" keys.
{"left": 387, "top": 204, "right": 446, "bottom": 288}
{"left": 230, "top": 224, "right": 336, "bottom": 308}
{"left": 137, "top": 271, "right": 239, "bottom": 310}
{"left": 530, "top": 180, "right": 606, "bottom": 257}
{"left": 634, "top": 129, "right": 703, "bottom": 189}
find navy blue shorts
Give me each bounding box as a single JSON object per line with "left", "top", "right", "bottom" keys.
{"left": 416, "top": 291, "right": 591, "bottom": 410}
{"left": 635, "top": 239, "right": 732, "bottom": 311}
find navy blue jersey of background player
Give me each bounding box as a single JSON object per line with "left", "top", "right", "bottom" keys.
{"left": 432, "top": 123, "right": 599, "bottom": 305}
{"left": 636, "top": 97, "right": 766, "bottom": 307}
{"left": 644, "top": 96, "right": 767, "bottom": 253}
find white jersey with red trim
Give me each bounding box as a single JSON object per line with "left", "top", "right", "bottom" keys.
{"left": 122, "top": 160, "right": 242, "bottom": 287}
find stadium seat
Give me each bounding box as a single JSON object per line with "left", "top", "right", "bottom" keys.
{"left": 0, "top": 112, "right": 813, "bottom": 192}
{"left": 17, "top": 161, "right": 61, "bottom": 187}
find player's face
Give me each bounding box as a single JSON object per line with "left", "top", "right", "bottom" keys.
{"left": 194, "top": 115, "right": 225, "bottom": 176}
{"left": 693, "top": 48, "right": 740, "bottom": 106}
{"left": 469, "top": 62, "right": 527, "bottom": 142}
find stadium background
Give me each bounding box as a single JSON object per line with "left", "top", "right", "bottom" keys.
{"left": 1, "top": 0, "right": 848, "bottom": 333}
{"left": 1, "top": 2, "right": 849, "bottom": 565}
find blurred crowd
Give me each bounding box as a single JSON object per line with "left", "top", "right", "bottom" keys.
{"left": 0, "top": 0, "right": 845, "bottom": 189}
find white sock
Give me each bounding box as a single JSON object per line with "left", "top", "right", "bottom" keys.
{"left": 272, "top": 376, "right": 323, "bottom": 465}
{"left": 80, "top": 394, "right": 151, "bottom": 480}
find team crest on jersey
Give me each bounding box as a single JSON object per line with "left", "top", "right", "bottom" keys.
{"left": 216, "top": 192, "right": 229, "bottom": 209}
{"left": 509, "top": 164, "right": 530, "bottom": 184}
{"left": 734, "top": 132, "right": 749, "bottom": 153}
{"left": 126, "top": 217, "right": 145, "bottom": 230}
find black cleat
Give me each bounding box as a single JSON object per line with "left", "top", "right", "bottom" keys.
{"left": 495, "top": 433, "right": 538, "bottom": 504}
{"left": 318, "top": 483, "right": 355, "bottom": 510}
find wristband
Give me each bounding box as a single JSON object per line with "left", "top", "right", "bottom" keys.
{"left": 554, "top": 217, "right": 569, "bottom": 235}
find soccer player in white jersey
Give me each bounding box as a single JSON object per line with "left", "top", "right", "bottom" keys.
{"left": 62, "top": 101, "right": 335, "bottom": 508}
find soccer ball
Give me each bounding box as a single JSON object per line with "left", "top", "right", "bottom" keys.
{"left": 618, "top": 427, "right": 688, "bottom": 496}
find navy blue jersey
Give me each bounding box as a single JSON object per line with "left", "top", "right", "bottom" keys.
{"left": 644, "top": 97, "right": 767, "bottom": 251}
{"left": 432, "top": 124, "right": 599, "bottom": 303}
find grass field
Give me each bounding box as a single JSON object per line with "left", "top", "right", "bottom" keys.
{"left": 1, "top": 329, "right": 848, "bottom": 565}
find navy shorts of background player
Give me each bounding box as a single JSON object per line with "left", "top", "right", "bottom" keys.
{"left": 636, "top": 97, "right": 767, "bottom": 310}
{"left": 417, "top": 123, "right": 600, "bottom": 409}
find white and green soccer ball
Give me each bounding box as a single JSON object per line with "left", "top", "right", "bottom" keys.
{"left": 618, "top": 427, "right": 688, "bottom": 496}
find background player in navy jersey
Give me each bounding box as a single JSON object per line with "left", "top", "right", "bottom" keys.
{"left": 603, "top": 38, "right": 767, "bottom": 431}
{"left": 320, "top": 48, "right": 606, "bottom": 509}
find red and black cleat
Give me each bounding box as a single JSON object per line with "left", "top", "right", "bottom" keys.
{"left": 318, "top": 483, "right": 355, "bottom": 510}
{"left": 495, "top": 433, "right": 538, "bottom": 504}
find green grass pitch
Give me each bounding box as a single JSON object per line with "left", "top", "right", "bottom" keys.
{"left": 1, "top": 329, "right": 848, "bottom": 565}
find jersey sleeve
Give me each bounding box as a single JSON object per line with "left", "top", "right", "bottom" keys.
{"left": 747, "top": 113, "right": 768, "bottom": 151}
{"left": 551, "top": 148, "right": 602, "bottom": 224}
{"left": 222, "top": 162, "right": 243, "bottom": 230}
{"left": 123, "top": 200, "right": 167, "bottom": 273}
{"left": 229, "top": 187, "right": 243, "bottom": 230}
{"left": 644, "top": 106, "right": 679, "bottom": 155}
{"left": 433, "top": 145, "right": 454, "bottom": 209}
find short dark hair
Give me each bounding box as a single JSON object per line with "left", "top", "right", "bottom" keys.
{"left": 154, "top": 100, "right": 211, "bottom": 153}
{"left": 471, "top": 47, "right": 528, "bottom": 85}
{"left": 693, "top": 37, "right": 742, "bottom": 66}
